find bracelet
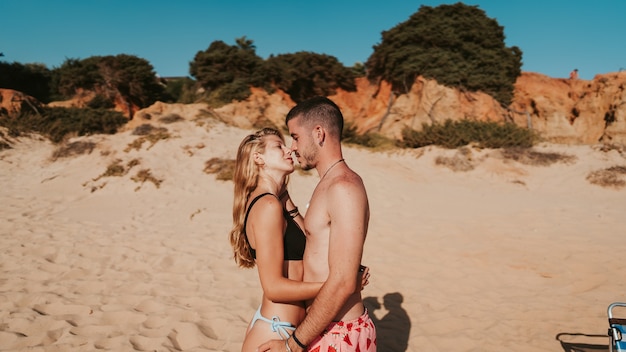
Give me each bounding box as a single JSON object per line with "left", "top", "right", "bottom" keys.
{"left": 288, "top": 207, "right": 299, "bottom": 218}
{"left": 285, "top": 338, "right": 293, "bottom": 352}
{"left": 292, "top": 331, "right": 307, "bottom": 349}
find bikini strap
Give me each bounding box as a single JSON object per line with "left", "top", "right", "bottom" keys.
{"left": 243, "top": 193, "right": 277, "bottom": 251}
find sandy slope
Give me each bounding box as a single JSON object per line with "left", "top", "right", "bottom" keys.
{"left": 1, "top": 118, "right": 625, "bottom": 352}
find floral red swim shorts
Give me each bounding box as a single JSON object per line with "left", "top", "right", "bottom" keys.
{"left": 307, "top": 309, "right": 376, "bottom": 352}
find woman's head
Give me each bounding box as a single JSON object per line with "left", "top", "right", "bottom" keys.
{"left": 233, "top": 128, "right": 292, "bottom": 189}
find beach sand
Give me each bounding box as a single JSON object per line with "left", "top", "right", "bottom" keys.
{"left": 1, "top": 118, "right": 625, "bottom": 352}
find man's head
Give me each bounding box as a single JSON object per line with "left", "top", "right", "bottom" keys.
{"left": 285, "top": 96, "right": 344, "bottom": 170}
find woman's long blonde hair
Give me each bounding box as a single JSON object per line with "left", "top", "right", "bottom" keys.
{"left": 229, "top": 128, "right": 285, "bottom": 268}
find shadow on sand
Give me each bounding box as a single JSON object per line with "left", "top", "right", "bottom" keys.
{"left": 364, "top": 292, "right": 410, "bottom": 352}
{"left": 555, "top": 332, "right": 608, "bottom": 352}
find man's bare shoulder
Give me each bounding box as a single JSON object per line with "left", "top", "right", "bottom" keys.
{"left": 326, "top": 168, "right": 367, "bottom": 198}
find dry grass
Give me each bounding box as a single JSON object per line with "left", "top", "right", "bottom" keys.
{"left": 435, "top": 147, "right": 475, "bottom": 172}
{"left": 586, "top": 166, "right": 626, "bottom": 189}
{"left": 125, "top": 124, "right": 171, "bottom": 152}
{"left": 182, "top": 143, "right": 206, "bottom": 156}
{"left": 52, "top": 141, "right": 96, "bottom": 160}
{"left": 0, "top": 129, "right": 11, "bottom": 150}
{"left": 500, "top": 147, "right": 576, "bottom": 166}
{"left": 131, "top": 169, "right": 162, "bottom": 190}
{"left": 159, "top": 113, "right": 184, "bottom": 124}
{"left": 204, "top": 157, "right": 235, "bottom": 181}
{"left": 93, "top": 158, "right": 140, "bottom": 181}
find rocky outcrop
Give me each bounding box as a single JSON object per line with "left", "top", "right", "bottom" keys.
{"left": 325, "top": 72, "right": 626, "bottom": 145}
{"left": 329, "top": 77, "right": 507, "bottom": 139}
{"left": 510, "top": 72, "right": 626, "bottom": 144}
{"left": 212, "top": 72, "right": 626, "bottom": 145}
{"left": 7, "top": 70, "right": 626, "bottom": 146}
{"left": 0, "top": 89, "right": 44, "bottom": 116}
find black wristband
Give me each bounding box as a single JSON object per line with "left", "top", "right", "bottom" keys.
{"left": 292, "top": 331, "right": 307, "bottom": 349}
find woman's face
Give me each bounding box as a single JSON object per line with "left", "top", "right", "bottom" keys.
{"left": 259, "top": 134, "right": 294, "bottom": 175}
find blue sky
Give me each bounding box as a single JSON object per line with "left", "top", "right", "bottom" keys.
{"left": 2, "top": 1, "right": 624, "bottom": 80}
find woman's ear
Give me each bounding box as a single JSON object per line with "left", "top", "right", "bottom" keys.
{"left": 253, "top": 152, "right": 264, "bottom": 166}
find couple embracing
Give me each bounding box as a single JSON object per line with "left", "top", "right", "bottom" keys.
{"left": 229, "top": 96, "right": 377, "bottom": 352}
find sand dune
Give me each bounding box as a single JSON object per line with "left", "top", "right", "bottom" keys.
{"left": 1, "top": 118, "right": 626, "bottom": 352}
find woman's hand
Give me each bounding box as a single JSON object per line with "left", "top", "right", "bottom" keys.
{"left": 357, "top": 265, "right": 370, "bottom": 292}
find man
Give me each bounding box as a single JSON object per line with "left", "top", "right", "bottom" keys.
{"left": 258, "top": 96, "right": 376, "bottom": 351}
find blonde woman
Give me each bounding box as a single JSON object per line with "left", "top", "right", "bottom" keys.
{"left": 229, "top": 128, "right": 367, "bottom": 352}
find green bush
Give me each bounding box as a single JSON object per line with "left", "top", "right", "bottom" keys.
{"left": 87, "top": 94, "right": 115, "bottom": 109}
{"left": 264, "top": 52, "right": 357, "bottom": 103}
{"left": 342, "top": 122, "right": 395, "bottom": 150}
{"left": 400, "top": 119, "right": 538, "bottom": 149}
{"left": 0, "top": 107, "right": 127, "bottom": 143}
{"left": 212, "top": 78, "right": 252, "bottom": 105}
{"left": 162, "top": 77, "right": 198, "bottom": 103}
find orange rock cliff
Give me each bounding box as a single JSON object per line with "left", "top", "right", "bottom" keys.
{"left": 3, "top": 71, "right": 626, "bottom": 145}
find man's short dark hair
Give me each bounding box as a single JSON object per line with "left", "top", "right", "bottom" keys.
{"left": 285, "top": 96, "right": 344, "bottom": 140}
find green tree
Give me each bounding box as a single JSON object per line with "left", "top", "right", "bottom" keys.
{"left": 366, "top": 2, "right": 522, "bottom": 105}
{"left": 189, "top": 37, "right": 264, "bottom": 103}
{"left": 162, "top": 77, "right": 198, "bottom": 104}
{"left": 52, "top": 57, "right": 101, "bottom": 98}
{"left": 264, "top": 52, "right": 357, "bottom": 103}
{"left": 52, "top": 55, "right": 165, "bottom": 115}
{"left": 98, "top": 54, "right": 164, "bottom": 111}
{"left": 0, "top": 61, "right": 52, "bottom": 102}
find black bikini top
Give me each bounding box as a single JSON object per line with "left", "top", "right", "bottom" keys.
{"left": 243, "top": 193, "right": 306, "bottom": 261}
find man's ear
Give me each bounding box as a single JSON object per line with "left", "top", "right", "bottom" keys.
{"left": 314, "top": 125, "right": 326, "bottom": 147}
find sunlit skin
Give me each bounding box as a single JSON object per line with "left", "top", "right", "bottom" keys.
{"left": 258, "top": 111, "right": 372, "bottom": 352}
{"left": 237, "top": 131, "right": 370, "bottom": 352}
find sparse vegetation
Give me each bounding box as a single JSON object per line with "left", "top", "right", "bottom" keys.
{"left": 131, "top": 169, "right": 162, "bottom": 190}
{"left": 595, "top": 143, "right": 625, "bottom": 155}
{"left": 586, "top": 166, "right": 626, "bottom": 189}
{"left": 52, "top": 140, "right": 96, "bottom": 159}
{"left": 125, "top": 124, "right": 171, "bottom": 151}
{"left": 342, "top": 122, "right": 396, "bottom": 151}
{"left": 0, "top": 129, "right": 11, "bottom": 150}
{"left": 400, "top": 119, "right": 539, "bottom": 149}
{"left": 93, "top": 158, "right": 140, "bottom": 181}
{"left": 159, "top": 113, "right": 184, "bottom": 124}
{"left": 204, "top": 157, "right": 235, "bottom": 181}
{"left": 434, "top": 147, "right": 475, "bottom": 172}
{"left": 0, "top": 107, "right": 127, "bottom": 143}
{"left": 500, "top": 147, "right": 576, "bottom": 166}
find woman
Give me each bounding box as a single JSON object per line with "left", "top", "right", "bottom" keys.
{"left": 229, "top": 128, "right": 367, "bottom": 352}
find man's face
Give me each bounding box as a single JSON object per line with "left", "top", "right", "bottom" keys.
{"left": 287, "top": 117, "right": 317, "bottom": 171}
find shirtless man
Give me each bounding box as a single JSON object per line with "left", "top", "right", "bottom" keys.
{"left": 259, "top": 96, "right": 376, "bottom": 352}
